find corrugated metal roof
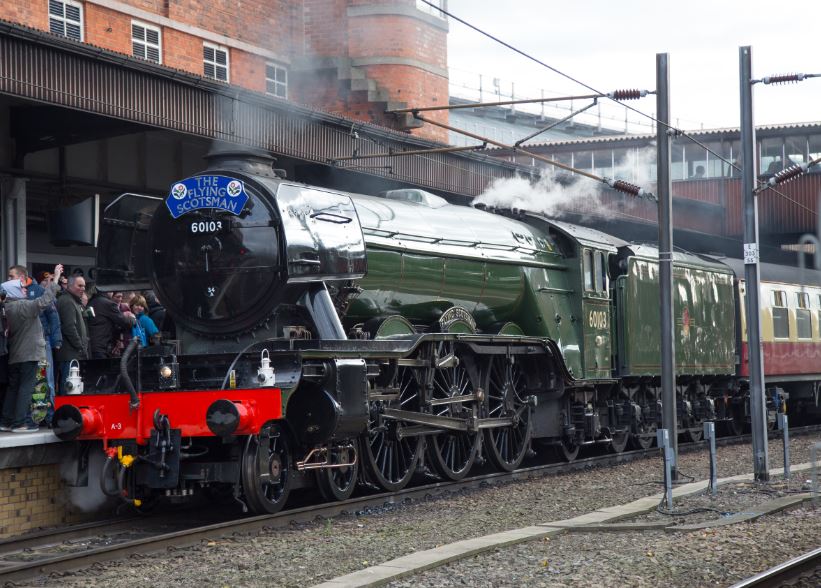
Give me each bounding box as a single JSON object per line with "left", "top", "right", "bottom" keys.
{"left": 487, "top": 121, "right": 821, "bottom": 151}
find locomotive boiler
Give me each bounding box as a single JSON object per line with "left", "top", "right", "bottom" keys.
{"left": 52, "top": 145, "right": 820, "bottom": 514}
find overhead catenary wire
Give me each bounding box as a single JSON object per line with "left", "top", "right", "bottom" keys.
{"left": 423, "top": 0, "right": 820, "bottom": 214}
{"left": 414, "top": 112, "right": 655, "bottom": 200}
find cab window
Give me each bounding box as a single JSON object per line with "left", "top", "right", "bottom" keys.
{"left": 772, "top": 290, "right": 790, "bottom": 339}
{"left": 583, "top": 249, "right": 594, "bottom": 291}
{"left": 596, "top": 251, "right": 607, "bottom": 293}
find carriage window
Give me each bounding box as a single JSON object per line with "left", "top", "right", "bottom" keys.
{"left": 772, "top": 290, "right": 790, "bottom": 339}
{"left": 583, "top": 249, "right": 594, "bottom": 291}
{"left": 796, "top": 292, "right": 811, "bottom": 339}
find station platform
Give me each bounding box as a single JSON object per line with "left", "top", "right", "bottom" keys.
{"left": 0, "top": 428, "right": 81, "bottom": 537}
{"left": 0, "top": 428, "right": 70, "bottom": 468}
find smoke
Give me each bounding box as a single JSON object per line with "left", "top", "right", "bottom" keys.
{"left": 474, "top": 174, "right": 598, "bottom": 218}
{"left": 60, "top": 444, "right": 116, "bottom": 513}
{"left": 474, "top": 147, "right": 657, "bottom": 218}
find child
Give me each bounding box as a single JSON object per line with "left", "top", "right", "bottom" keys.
{"left": 129, "top": 295, "right": 159, "bottom": 347}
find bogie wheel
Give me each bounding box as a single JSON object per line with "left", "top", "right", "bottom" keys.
{"left": 630, "top": 385, "right": 657, "bottom": 450}
{"left": 241, "top": 423, "right": 291, "bottom": 515}
{"left": 315, "top": 442, "right": 359, "bottom": 502}
{"left": 483, "top": 354, "right": 533, "bottom": 472}
{"left": 608, "top": 427, "right": 630, "bottom": 454}
{"left": 360, "top": 366, "right": 424, "bottom": 492}
{"left": 554, "top": 437, "right": 580, "bottom": 462}
{"left": 427, "top": 342, "right": 481, "bottom": 480}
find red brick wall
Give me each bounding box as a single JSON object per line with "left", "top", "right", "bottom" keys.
{"left": 162, "top": 27, "right": 207, "bottom": 76}
{"left": 1, "top": 1, "right": 448, "bottom": 140}
{"left": 0, "top": 0, "right": 48, "bottom": 32}
{"left": 0, "top": 465, "right": 91, "bottom": 538}
{"left": 302, "top": 0, "right": 348, "bottom": 57}
{"left": 84, "top": 4, "right": 133, "bottom": 54}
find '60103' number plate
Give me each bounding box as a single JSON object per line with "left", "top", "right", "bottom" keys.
{"left": 189, "top": 220, "right": 226, "bottom": 234}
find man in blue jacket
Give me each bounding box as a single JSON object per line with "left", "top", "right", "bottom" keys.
{"left": 8, "top": 266, "right": 63, "bottom": 426}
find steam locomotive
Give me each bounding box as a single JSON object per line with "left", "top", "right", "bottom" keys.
{"left": 53, "top": 145, "right": 821, "bottom": 514}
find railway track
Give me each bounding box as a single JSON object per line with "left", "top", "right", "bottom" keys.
{"left": 1, "top": 425, "right": 817, "bottom": 586}
{"left": 729, "top": 547, "right": 821, "bottom": 588}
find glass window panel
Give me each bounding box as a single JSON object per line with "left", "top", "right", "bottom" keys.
{"left": 215, "top": 50, "right": 227, "bottom": 65}
{"left": 785, "top": 136, "right": 807, "bottom": 167}
{"left": 773, "top": 307, "right": 790, "bottom": 338}
{"left": 809, "top": 135, "right": 821, "bottom": 173}
{"left": 671, "top": 144, "right": 685, "bottom": 181}
{"left": 65, "top": 4, "right": 80, "bottom": 20}
{"left": 204, "top": 62, "right": 215, "bottom": 78}
{"left": 146, "top": 29, "right": 159, "bottom": 44}
{"left": 760, "top": 137, "right": 783, "bottom": 175}
{"left": 724, "top": 140, "right": 741, "bottom": 177}
{"left": 49, "top": 19, "right": 63, "bottom": 35}
{"left": 216, "top": 66, "right": 227, "bottom": 81}
{"left": 574, "top": 150, "right": 593, "bottom": 173}
{"left": 684, "top": 143, "right": 708, "bottom": 179}
{"left": 797, "top": 309, "right": 812, "bottom": 339}
{"left": 203, "top": 46, "right": 214, "bottom": 61}
{"left": 593, "top": 150, "right": 612, "bottom": 177}
{"left": 583, "top": 250, "right": 594, "bottom": 291}
{"left": 146, "top": 46, "right": 160, "bottom": 62}
{"left": 49, "top": 0, "right": 63, "bottom": 17}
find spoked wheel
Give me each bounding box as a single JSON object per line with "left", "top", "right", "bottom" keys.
{"left": 630, "top": 386, "right": 658, "bottom": 450}
{"left": 241, "top": 423, "right": 291, "bottom": 514}
{"left": 316, "top": 443, "right": 359, "bottom": 502}
{"left": 483, "top": 354, "right": 532, "bottom": 472}
{"left": 360, "top": 366, "right": 424, "bottom": 492}
{"left": 427, "top": 342, "right": 481, "bottom": 480}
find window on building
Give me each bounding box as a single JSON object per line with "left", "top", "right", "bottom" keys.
{"left": 574, "top": 150, "right": 593, "bottom": 174}
{"left": 671, "top": 144, "right": 685, "bottom": 181}
{"left": 785, "top": 136, "right": 807, "bottom": 167}
{"left": 684, "top": 143, "right": 708, "bottom": 179}
{"left": 132, "top": 21, "right": 161, "bottom": 63}
{"left": 583, "top": 249, "right": 594, "bottom": 291}
{"left": 417, "top": 0, "right": 446, "bottom": 18}
{"left": 772, "top": 290, "right": 790, "bottom": 339}
{"left": 796, "top": 292, "right": 812, "bottom": 339}
{"left": 809, "top": 135, "right": 821, "bottom": 173}
{"left": 593, "top": 150, "right": 612, "bottom": 178}
{"left": 203, "top": 43, "right": 229, "bottom": 82}
{"left": 759, "top": 137, "right": 784, "bottom": 176}
{"left": 48, "top": 0, "right": 83, "bottom": 41}
{"left": 265, "top": 62, "right": 288, "bottom": 99}
{"left": 723, "top": 140, "right": 741, "bottom": 177}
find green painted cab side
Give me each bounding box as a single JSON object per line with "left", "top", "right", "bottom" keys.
{"left": 615, "top": 247, "right": 735, "bottom": 377}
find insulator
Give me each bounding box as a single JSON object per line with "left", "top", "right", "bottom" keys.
{"left": 768, "top": 164, "right": 807, "bottom": 186}
{"left": 607, "top": 89, "right": 647, "bottom": 101}
{"left": 606, "top": 178, "right": 648, "bottom": 198}
{"left": 762, "top": 73, "right": 806, "bottom": 85}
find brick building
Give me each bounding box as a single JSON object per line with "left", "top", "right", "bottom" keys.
{"left": 0, "top": 0, "right": 449, "bottom": 141}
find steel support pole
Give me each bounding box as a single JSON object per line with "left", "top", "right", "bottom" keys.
{"left": 739, "top": 46, "right": 770, "bottom": 482}
{"left": 657, "top": 53, "right": 678, "bottom": 479}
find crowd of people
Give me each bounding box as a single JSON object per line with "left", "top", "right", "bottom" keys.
{"left": 0, "top": 263, "right": 169, "bottom": 433}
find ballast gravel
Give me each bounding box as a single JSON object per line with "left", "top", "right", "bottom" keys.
{"left": 46, "top": 434, "right": 821, "bottom": 588}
